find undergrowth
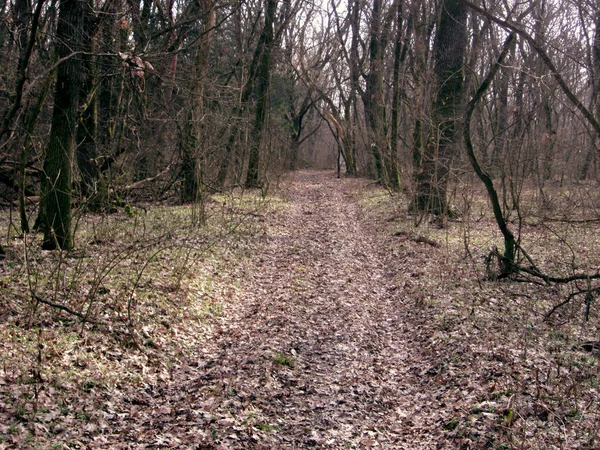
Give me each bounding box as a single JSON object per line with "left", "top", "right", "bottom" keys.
{"left": 360, "top": 180, "right": 600, "bottom": 449}
{"left": 0, "top": 190, "right": 286, "bottom": 447}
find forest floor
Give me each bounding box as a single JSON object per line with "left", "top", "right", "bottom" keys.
{"left": 1, "top": 170, "right": 600, "bottom": 449}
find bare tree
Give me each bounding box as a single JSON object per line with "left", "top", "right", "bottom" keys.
{"left": 38, "top": 0, "right": 88, "bottom": 250}
{"left": 245, "top": 0, "right": 278, "bottom": 188}
{"left": 389, "top": 0, "right": 411, "bottom": 191}
{"left": 180, "top": 0, "right": 216, "bottom": 207}
{"left": 414, "top": 0, "right": 468, "bottom": 216}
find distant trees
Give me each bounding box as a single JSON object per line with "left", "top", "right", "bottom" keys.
{"left": 461, "top": 0, "right": 600, "bottom": 280}
{"left": 1, "top": 0, "right": 600, "bottom": 250}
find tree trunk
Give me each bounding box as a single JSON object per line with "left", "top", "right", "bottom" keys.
{"left": 390, "top": 1, "right": 409, "bottom": 191}
{"left": 12, "top": 0, "right": 43, "bottom": 233}
{"left": 245, "top": 0, "right": 277, "bottom": 189}
{"left": 98, "top": 1, "right": 120, "bottom": 149}
{"left": 345, "top": 0, "right": 360, "bottom": 176}
{"left": 181, "top": 0, "right": 216, "bottom": 210}
{"left": 464, "top": 34, "right": 516, "bottom": 276}
{"left": 490, "top": 47, "right": 510, "bottom": 173}
{"left": 0, "top": 0, "right": 45, "bottom": 145}
{"left": 414, "top": 0, "right": 467, "bottom": 215}
{"left": 20, "top": 76, "right": 52, "bottom": 234}
{"left": 38, "top": 0, "right": 86, "bottom": 250}
{"left": 362, "top": 0, "right": 387, "bottom": 184}
{"left": 581, "top": 7, "right": 600, "bottom": 180}
{"left": 128, "top": 0, "right": 152, "bottom": 53}
{"left": 76, "top": 2, "right": 107, "bottom": 211}
{"left": 217, "top": 4, "right": 266, "bottom": 189}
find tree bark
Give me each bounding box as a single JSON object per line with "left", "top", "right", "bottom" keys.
{"left": 390, "top": 1, "right": 409, "bottom": 191}
{"left": 216, "top": 4, "right": 267, "bottom": 189}
{"left": 76, "top": 1, "right": 107, "bottom": 211}
{"left": 581, "top": 6, "right": 600, "bottom": 180}
{"left": 362, "top": 0, "right": 386, "bottom": 184}
{"left": 345, "top": 0, "right": 360, "bottom": 176}
{"left": 0, "top": 0, "right": 45, "bottom": 145}
{"left": 245, "top": 0, "right": 277, "bottom": 189}
{"left": 490, "top": 44, "right": 510, "bottom": 173}
{"left": 414, "top": 0, "right": 467, "bottom": 215}
{"left": 38, "top": 0, "right": 86, "bottom": 250}
{"left": 181, "top": 0, "right": 216, "bottom": 209}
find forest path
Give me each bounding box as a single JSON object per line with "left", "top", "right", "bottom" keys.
{"left": 123, "top": 171, "right": 450, "bottom": 448}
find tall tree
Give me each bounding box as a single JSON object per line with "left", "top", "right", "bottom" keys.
{"left": 245, "top": 0, "right": 278, "bottom": 188}
{"left": 76, "top": 2, "right": 105, "bottom": 210}
{"left": 181, "top": 0, "right": 216, "bottom": 206}
{"left": 345, "top": 0, "right": 360, "bottom": 175}
{"left": 390, "top": 0, "right": 410, "bottom": 191}
{"left": 414, "top": 0, "right": 467, "bottom": 215}
{"left": 362, "top": 0, "right": 386, "bottom": 183}
{"left": 38, "top": 0, "right": 88, "bottom": 249}
{"left": 581, "top": 3, "right": 600, "bottom": 179}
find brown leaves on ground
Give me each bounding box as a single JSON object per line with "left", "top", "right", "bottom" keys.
{"left": 1, "top": 170, "right": 599, "bottom": 449}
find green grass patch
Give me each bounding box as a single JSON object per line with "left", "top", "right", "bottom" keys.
{"left": 273, "top": 353, "right": 295, "bottom": 367}
{"left": 254, "top": 422, "right": 281, "bottom": 432}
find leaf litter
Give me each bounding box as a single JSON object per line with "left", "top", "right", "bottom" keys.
{"left": 1, "top": 170, "right": 599, "bottom": 448}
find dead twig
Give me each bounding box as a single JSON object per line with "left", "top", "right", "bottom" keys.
{"left": 393, "top": 231, "right": 440, "bottom": 247}
{"left": 118, "top": 164, "right": 172, "bottom": 192}
{"left": 34, "top": 295, "right": 101, "bottom": 324}
{"left": 544, "top": 287, "right": 600, "bottom": 322}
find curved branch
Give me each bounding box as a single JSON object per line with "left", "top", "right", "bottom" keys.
{"left": 464, "top": 33, "right": 516, "bottom": 271}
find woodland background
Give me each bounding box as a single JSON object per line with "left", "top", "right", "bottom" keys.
{"left": 0, "top": 0, "right": 599, "bottom": 304}
{"left": 3, "top": 0, "right": 600, "bottom": 242}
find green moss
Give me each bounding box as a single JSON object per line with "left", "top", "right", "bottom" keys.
{"left": 443, "top": 417, "right": 459, "bottom": 430}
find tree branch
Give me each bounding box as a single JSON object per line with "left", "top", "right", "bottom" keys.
{"left": 461, "top": 0, "right": 600, "bottom": 137}
{"left": 0, "top": 0, "right": 46, "bottom": 144}
{"left": 34, "top": 295, "right": 100, "bottom": 324}
{"left": 464, "top": 33, "right": 516, "bottom": 271}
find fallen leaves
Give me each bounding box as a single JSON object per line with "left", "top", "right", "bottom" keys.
{"left": 0, "top": 171, "right": 599, "bottom": 448}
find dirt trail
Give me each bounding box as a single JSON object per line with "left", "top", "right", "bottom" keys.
{"left": 118, "top": 171, "right": 447, "bottom": 448}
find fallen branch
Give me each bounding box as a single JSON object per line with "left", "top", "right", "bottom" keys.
{"left": 119, "top": 164, "right": 172, "bottom": 192}
{"left": 545, "top": 287, "right": 600, "bottom": 322}
{"left": 34, "top": 295, "right": 100, "bottom": 324}
{"left": 540, "top": 217, "right": 600, "bottom": 224}
{"left": 393, "top": 231, "right": 440, "bottom": 247}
